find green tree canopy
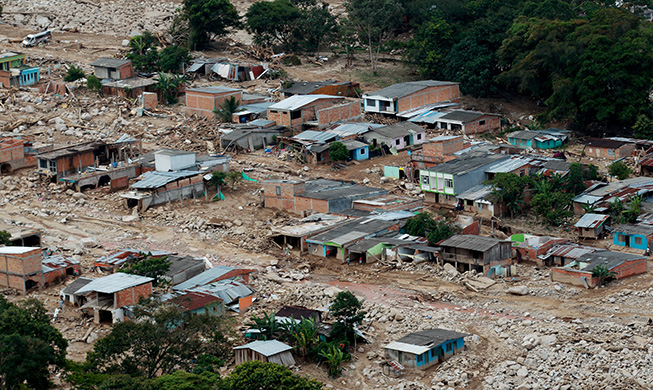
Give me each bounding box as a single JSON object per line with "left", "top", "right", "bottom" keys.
{"left": 80, "top": 299, "right": 232, "bottom": 380}
{"left": 404, "top": 212, "right": 460, "bottom": 244}
{"left": 328, "top": 142, "right": 349, "bottom": 162}
{"left": 126, "top": 32, "right": 160, "bottom": 72}
{"left": 159, "top": 45, "right": 192, "bottom": 73}
{"left": 0, "top": 297, "right": 68, "bottom": 389}
{"left": 214, "top": 96, "right": 241, "bottom": 122}
{"left": 220, "top": 361, "right": 323, "bottom": 390}
{"left": 329, "top": 291, "right": 365, "bottom": 330}
{"left": 183, "top": 0, "right": 241, "bottom": 49}
{"left": 246, "top": 0, "right": 302, "bottom": 50}
{"left": 608, "top": 161, "right": 631, "bottom": 180}
{"left": 0, "top": 230, "right": 11, "bottom": 245}
{"left": 64, "top": 65, "right": 86, "bottom": 82}
{"left": 118, "top": 252, "right": 172, "bottom": 287}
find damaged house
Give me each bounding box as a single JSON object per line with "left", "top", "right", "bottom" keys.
{"left": 0, "top": 247, "right": 80, "bottom": 292}
{"left": 437, "top": 235, "right": 512, "bottom": 276}
{"left": 0, "top": 137, "right": 37, "bottom": 174}
{"left": 363, "top": 80, "right": 459, "bottom": 116}
{"left": 267, "top": 95, "right": 362, "bottom": 131}
{"left": 551, "top": 251, "right": 647, "bottom": 288}
{"left": 77, "top": 272, "right": 154, "bottom": 323}
{"left": 0, "top": 52, "right": 40, "bottom": 87}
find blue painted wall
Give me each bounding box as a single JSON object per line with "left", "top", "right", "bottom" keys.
{"left": 535, "top": 139, "right": 563, "bottom": 149}
{"left": 351, "top": 146, "right": 369, "bottom": 161}
{"left": 508, "top": 137, "right": 532, "bottom": 148}
{"left": 613, "top": 232, "right": 649, "bottom": 250}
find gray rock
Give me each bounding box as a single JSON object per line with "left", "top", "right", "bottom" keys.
{"left": 508, "top": 285, "right": 529, "bottom": 296}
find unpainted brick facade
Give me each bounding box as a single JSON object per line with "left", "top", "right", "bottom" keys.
{"left": 186, "top": 89, "right": 242, "bottom": 119}
{"left": 396, "top": 84, "right": 460, "bottom": 112}
{"left": 114, "top": 282, "right": 153, "bottom": 308}
{"left": 317, "top": 101, "right": 362, "bottom": 127}
{"left": 584, "top": 144, "right": 636, "bottom": 161}
{"left": 551, "top": 258, "right": 646, "bottom": 288}
{"left": 0, "top": 248, "right": 43, "bottom": 291}
{"left": 462, "top": 115, "right": 501, "bottom": 135}
{"left": 267, "top": 97, "right": 347, "bottom": 131}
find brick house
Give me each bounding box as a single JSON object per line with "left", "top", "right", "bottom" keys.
{"left": 363, "top": 80, "right": 459, "bottom": 115}
{"left": 186, "top": 86, "right": 242, "bottom": 119}
{"left": 551, "top": 251, "right": 647, "bottom": 288}
{"left": 262, "top": 179, "right": 387, "bottom": 215}
{"left": 267, "top": 95, "right": 361, "bottom": 131}
{"left": 36, "top": 141, "right": 108, "bottom": 181}
{"left": 583, "top": 138, "right": 636, "bottom": 160}
{"left": 0, "top": 247, "right": 43, "bottom": 291}
{"left": 42, "top": 255, "right": 81, "bottom": 286}
{"left": 173, "top": 267, "right": 255, "bottom": 313}
{"left": 411, "top": 135, "right": 466, "bottom": 169}
{"left": 510, "top": 234, "right": 568, "bottom": 263}
{"left": 121, "top": 170, "right": 204, "bottom": 212}
{"left": 433, "top": 110, "right": 501, "bottom": 135}
{"left": 75, "top": 273, "right": 154, "bottom": 323}
{"left": 89, "top": 58, "right": 133, "bottom": 80}
{"left": 0, "top": 137, "right": 36, "bottom": 174}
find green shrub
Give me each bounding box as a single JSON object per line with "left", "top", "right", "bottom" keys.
{"left": 64, "top": 65, "right": 86, "bottom": 82}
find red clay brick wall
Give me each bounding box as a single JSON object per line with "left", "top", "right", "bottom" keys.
{"left": 120, "top": 64, "right": 133, "bottom": 79}
{"left": 317, "top": 101, "right": 362, "bottom": 126}
{"left": 613, "top": 259, "right": 647, "bottom": 279}
{"left": 267, "top": 110, "right": 290, "bottom": 127}
{"left": 0, "top": 139, "right": 25, "bottom": 163}
{"left": 0, "top": 248, "right": 42, "bottom": 275}
{"left": 111, "top": 176, "right": 129, "bottom": 190}
{"left": 396, "top": 85, "right": 460, "bottom": 112}
{"left": 115, "top": 282, "right": 153, "bottom": 308}
{"left": 57, "top": 151, "right": 95, "bottom": 174}
{"left": 186, "top": 90, "right": 242, "bottom": 119}
{"left": 463, "top": 116, "right": 501, "bottom": 135}
{"left": 43, "top": 264, "right": 81, "bottom": 285}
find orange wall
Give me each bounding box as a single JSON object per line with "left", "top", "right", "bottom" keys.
{"left": 396, "top": 85, "right": 460, "bottom": 112}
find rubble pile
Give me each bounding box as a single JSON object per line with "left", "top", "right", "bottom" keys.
{"left": 3, "top": 0, "right": 177, "bottom": 36}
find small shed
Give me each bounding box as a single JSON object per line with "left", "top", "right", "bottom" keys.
{"left": 437, "top": 235, "right": 512, "bottom": 275}
{"left": 574, "top": 213, "right": 609, "bottom": 239}
{"left": 89, "top": 58, "right": 132, "bottom": 80}
{"left": 384, "top": 329, "right": 469, "bottom": 370}
{"left": 61, "top": 277, "right": 93, "bottom": 306}
{"left": 234, "top": 340, "right": 295, "bottom": 366}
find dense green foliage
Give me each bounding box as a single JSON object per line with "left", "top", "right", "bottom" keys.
{"left": 328, "top": 142, "right": 349, "bottom": 162}
{"left": 118, "top": 252, "right": 172, "bottom": 287}
{"left": 486, "top": 173, "right": 533, "bottom": 217}
{"left": 87, "top": 75, "right": 102, "bottom": 93}
{"left": 592, "top": 264, "right": 616, "bottom": 286}
{"left": 67, "top": 299, "right": 233, "bottom": 385}
{"left": 404, "top": 0, "right": 653, "bottom": 130}
{"left": 0, "top": 230, "right": 11, "bottom": 245}
{"left": 0, "top": 297, "right": 68, "bottom": 389}
{"left": 221, "top": 361, "right": 323, "bottom": 390}
{"left": 64, "top": 65, "right": 86, "bottom": 82}
{"left": 246, "top": 0, "right": 338, "bottom": 52}
{"left": 608, "top": 161, "right": 631, "bottom": 180}
{"left": 183, "top": 0, "right": 241, "bottom": 49}
{"left": 159, "top": 46, "right": 192, "bottom": 73}
{"left": 214, "top": 96, "right": 241, "bottom": 122}
{"left": 156, "top": 73, "right": 187, "bottom": 104}
{"left": 405, "top": 212, "right": 460, "bottom": 244}
{"left": 127, "top": 32, "right": 191, "bottom": 73}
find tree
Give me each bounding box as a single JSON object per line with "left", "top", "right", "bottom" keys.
{"left": 407, "top": 11, "right": 454, "bottom": 79}
{"left": 295, "top": 1, "right": 339, "bottom": 53}
{"left": 608, "top": 161, "right": 631, "bottom": 180}
{"left": 211, "top": 171, "right": 227, "bottom": 190}
{"left": 345, "top": 0, "right": 403, "bottom": 72}
{"left": 155, "top": 73, "right": 187, "bottom": 105}
{"left": 214, "top": 96, "right": 241, "bottom": 122}
{"left": 82, "top": 299, "right": 232, "bottom": 380}
{"left": 246, "top": 0, "right": 302, "bottom": 50}
{"left": 226, "top": 171, "right": 242, "bottom": 187}
{"left": 118, "top": 252, "right": 172, "bottom": 287}
{"left": 87, "top": 75, "right": 102, "bottom": 93}
{"left": 328, "top": 142, "right": 349, "bottom": 162}
{"left": 564, "top": 162, "right": 587, "bottom": 195}
{"left": 183, "top": 0, "right": 241, "bottom": 49}
{"left": 153, "top": 371, "right": 221, "bottom": 390}
{"left": 404, "top": 212, "right": 459, "bottom": 244}
{"left": 64, "top": 65, "right": 86, "bottom": 82}
{"left": 633, "top": 114, "right": 653, "bottom": 139}
{"left": 126, "top": 32, "right": 160, "bottom": 72}
{"left": 425, "top": 220, "right": 460, "bottom": 245}
{"left": 592, "top": 264, "right": 616, "bottom": 286}
{"left": 0, "top": 297, "right": 68, "bottom": 389}
{"left": 486, "top": 173, "right": 532, "bottom": 217}
{"left": 329, "top": 291, "right": 365, "bottom": 337}
{"left": 281, "top": 318, "right": 319, "bottom": 357}
{"left": 0, "top": 230, "right": 11, "bottom": 246}
{"left": 405, "top": 212, "right": 434, "bottom": 236}
{"left": 159, "top": 45, "right": 191, "bottom": 73}
{"left": 531, "top": 190, "right": 574, "bottom": 226}
{"left": 247, "top": 310, "right": 282, "bottom": 340}
{"left": 318, "top": 344, "right": 346, "bottom": 378}
{"left": 220, "top": 361, "right": 323, "bottom": 390}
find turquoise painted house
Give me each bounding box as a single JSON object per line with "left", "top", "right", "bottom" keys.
{"left": 384, "top": 329, "right": 469, "bottom": 370}
{"left": 507, "top": 129, "right": 569, "bottom": 150}
{"left": 342, "top": 139, "right": 369, "bottom": 161}
{"left": 612, "top": 224, "right": 653, "bottom": 251}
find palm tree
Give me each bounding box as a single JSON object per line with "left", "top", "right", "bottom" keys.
{"left": 214, "top": 96, "right": 241, "bottom": 122}
{"left": 592, "top": 264, "right": 616, "bottom": 286}
{"left": 247, "top": 310, "right": 280, "bottom": 340}
{"left": 155, "top": 72, "right": 187, "bottom": 105}
{"left": 625, "top": 195, "right": 643, "bottom": 223}
{"left": 318, "top": 344, "right": 347, "bottom": 378}
{"left": 281, "top": 318, "right": 318, "bottom": 357}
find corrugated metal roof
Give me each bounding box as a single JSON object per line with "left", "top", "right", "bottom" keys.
{"left": 95, "top": 249, "right": 172, "bottom": 267}
{"left": 76, "top": 273, "right": 153, "bottom": 294}
{"left": 233, "top": 340, "right": 293, "bottom": 356}
{"left": 329, "top": 123, "right": 383, "bottom": 137}
{"left": 439, "top": 235, "right": 505, "bottom": 252}
{"left": 340, "top": 139, "right": 368, "bottom": 150}
{"left": 384, "top": 341, "right": 431, "bottom": 355}
{"left": 90, "top": 58, "right": 131, "bottom": 68}
{"left": 368, "top": 122, "right": 424, "bottom": 139}
{"left": 42, "top": 255, "right": 79, "bottom": 273}
{"left": 440, "top": 110, "right": 489, "bottom": 123}
{"left": 574, "top": 213, "right": 609, "bottom": 229}
{"left": 131, "top": 171, "right": 200, "bottom": 189}
{"left": 457, "top": 184, "right": 494, "bottom": 201}
{"left": 612, "top": 223, "right": 653, "bottom": 236}
{"left": 386, "top": 328, "right": 469, "bottom": 354}
{"left": 541, "top": 244, "right": 598, "bottom": 260}
{"left": 172, "top": 266, "right": 253, "bottom": 291}
{"left": 485, "top": 157, "right": 533, "bottom": 174}
{"left": 268, "top": 95, "right": 342, "bottom": 111}
{"left": 409, "top": 110, "right": 448, "bottom": 124}
{"left": 188, "top": 280, "right": 253, "bottom": 304}
{"left": 186, "top": 63, "right": 204, "bottom": 72}
{"left": 293, "top": 130, "right": 339, "bottom": 143}
{"left": 424, "top": 153, "right": 509, "bottom": 175}
{"left": 62, "top": 277, "right": 94, "bottom": 295}
{"left": 170, "top": 291, "right": 222, "bottom": 311}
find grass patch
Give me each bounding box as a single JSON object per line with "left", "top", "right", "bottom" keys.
{"left": 353, "top": 65, "right": 418, "bottom": 89}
